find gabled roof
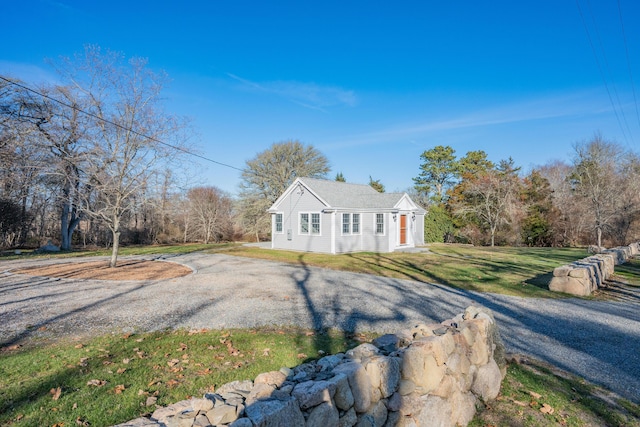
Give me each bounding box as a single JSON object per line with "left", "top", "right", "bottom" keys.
{"left": 269, "top": 177, "right": 426, "bottom": 212}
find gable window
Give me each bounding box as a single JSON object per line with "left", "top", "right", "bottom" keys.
{"left": 275, "top": 213, "right": 283, "bottom": 233}
{"left": 342, "top": 213, "right": 361, "bottom": 235}
{"left": 300, "top": 212, "right": 321, "bottom": 235}
{"left": 375, "top": 213, "right": 385, "bottom": 235}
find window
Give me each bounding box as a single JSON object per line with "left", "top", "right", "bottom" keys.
{"left": 376, "top": 213, "right": 384, "bottom": 234}
{"left": 343, "top": 213, "right": 360, "bottom": 235}
{"left": 342, "top": 213, "right": 350, "bottom": 234}
{"left": 352, "top": 213, "right": 360, "bottom": 234}
{"left": 300, "top": 212, "right": 321, "bottom": 235}
{"left": 275, "top": 213, "right": 283, "bottom": 233}
{"left": 311, "top": 213, "right": 320, "bottom": 234}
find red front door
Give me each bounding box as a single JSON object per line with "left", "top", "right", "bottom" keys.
{"left": 400, "top": 214, "right": 407, "bottom": 245}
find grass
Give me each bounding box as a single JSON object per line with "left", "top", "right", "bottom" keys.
{"left": 611, "top": 257, "right": 640, "bottom": 286}
{"left": 470, "top": 357, "right": 640, "bottom": 426}
{"left": 216, "top": 243, "right": 588, "bottom": 297}
{"left": 0, "top": 243, "right": 240, "bottom": 261}
{"left": 2, "top": 332, "right": 638, "bottom": 427}
{"left": 0, "top": 327, "right": 375, "bottom": 427}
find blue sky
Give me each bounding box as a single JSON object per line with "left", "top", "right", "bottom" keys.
{"left": 3, "top": 1, "right": 640, "bottom": 195}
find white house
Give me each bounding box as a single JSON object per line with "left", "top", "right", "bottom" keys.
{"left": 267, "top": 177, "right": 426, "bottom": 254}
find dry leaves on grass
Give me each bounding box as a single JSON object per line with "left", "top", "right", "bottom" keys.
{"left": 540, "top": 403, "right": 555, "bottom": 414}
{"left": 50, "top": 387, "right": 61, "bottom": 400}
{"left": 114, "top": 384, "right": 126, "bottom": 394}
{"left": 87, "top": 379, "right": 106, "bottom": 387}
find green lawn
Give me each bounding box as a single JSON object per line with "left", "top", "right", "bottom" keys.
{"left": 2, "top": 330, "right": 638, "bottom": 427}
{"left": 217, "top": 244, "right": 588, "bottom": 298}
{"left": 0, "top": 328, "right": 373, "bottom": 427}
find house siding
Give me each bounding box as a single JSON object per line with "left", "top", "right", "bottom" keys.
{"left": 271, "top": 186, "right": 332, "bottom": 253}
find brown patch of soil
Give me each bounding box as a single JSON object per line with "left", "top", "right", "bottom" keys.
{"left": 12, "top": 259, "right": 192, "bottom": 281}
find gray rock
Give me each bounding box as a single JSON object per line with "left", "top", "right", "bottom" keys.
{"left": 327, "top": 373, "right": 354, "bottom": 411}
{"left": 245, "top": 396, "right": 305, "bottom": 427}
{"left": 229, "top": 418, "right": 253, "bottom": 427}
{"left": 193, "top": 413, "right": 213, "bottom": 427}
{"left": 317, "top": 354, "right": 344, "bottom": 371}
{"left": 306, "top": 401, "right": 339, "bottom": 427}
{"left": 333, "top": 362, "right": 372, "bottom": 413}
{"left": 217, "top": 380, "right": 254, "bottom": 397}
{"left": 415, "top": 395, "right": 453, "bottom": 427}
{"left": 112, "top": 418, "right": 163, "bottom": 427}
{"left": 346, "top": 343, "right": 380, "bottom": 361}
{"left": 206, "top": 404, "right": 239, "bottom": 425}
{"left": 291, "top": 380, "right": 335, "bottom": 409}
{"left": 338, "top": 407, "right": 358, "bottom": 427}
{"left": 471, "top": 358, "right": 502, "bottom": 401}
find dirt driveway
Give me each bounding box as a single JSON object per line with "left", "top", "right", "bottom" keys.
{"left": 1, "top": 252, "right": 639, "bottom": 404}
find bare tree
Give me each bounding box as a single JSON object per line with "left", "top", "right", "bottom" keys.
{"left": 452, "top": 160, "right": 521, "bottom": 246}
{"left": 187, "top": 186, "right": 233, "bottom": 243}
{"left": 239, "top": 140, "right": 329, "bottom": 241}
{"left": 571, "top": 134, "right": 624, "bottom": 247}
{"left": 54, "top": 46, "right": 187, "bottom": 266}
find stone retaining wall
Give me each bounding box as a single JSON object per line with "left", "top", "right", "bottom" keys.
{"left": 114, "top": 306, "right": 505, "bottom": 427}
{"left": 548, "top": 242, "right": 639, "bottom": 296}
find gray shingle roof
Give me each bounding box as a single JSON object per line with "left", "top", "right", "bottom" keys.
{"left": 299, "top": 177, "right": 406, "bottom": 209}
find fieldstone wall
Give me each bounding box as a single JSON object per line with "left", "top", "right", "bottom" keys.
{"left": 114, "top": 306, "right": 505, "bottom": 427}
{"left": 548, "top": 242, "right": 639, "bottom": 296}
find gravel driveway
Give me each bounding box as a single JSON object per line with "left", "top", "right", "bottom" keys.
{"left": 2, "top": 252, "right": 639, "bottom": 403}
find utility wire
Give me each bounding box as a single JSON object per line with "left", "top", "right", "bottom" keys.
{"left": 585, "top": 0, "right": 635, "bottom": 144}
{"left": 617, "top": 0, "right": 640, "bottom": 129}
{"left": 575, "top": 0, "right": 632, "bottom": 146}
{"left": 0, "top": 75, "right": 245, "bottom": 173}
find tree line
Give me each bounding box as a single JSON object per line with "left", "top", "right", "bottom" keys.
{"left": 2, "top": 47, "right": 638, "bottom": 261}
{"left": 414, "top": 136, "right": 640, "bottom": 248}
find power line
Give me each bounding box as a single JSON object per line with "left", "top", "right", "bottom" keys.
{"left": 0, "top": 75, "right": 245, "bottom": 173}
{"left": 617, "top": 0, "right": 640, "bottom": 129}
{"left": 575, "top": 0, "right": 632, "bottom": 146}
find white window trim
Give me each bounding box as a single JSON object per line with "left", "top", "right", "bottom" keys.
{"left": 299, "top": 212, "right": 321, "bottom": 236}
{"left": 274, "top": 213, "right": 284, "bottom": 234}
{"left": 375, "top": 213, "right": 385, "bottom": 235}
{"left": 341, "top": 213, "right": 362, "bottom": 236}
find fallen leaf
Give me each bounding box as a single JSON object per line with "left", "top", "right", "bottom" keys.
{"left": 72, "top": 403, "right": 77, "bottom": 410}
{"left": 123, "top": 333, "right": 132, "bottom": 339}
{"left": 75, "top": 417, "right": 89, "bottom": 426}
{"left": 78, "top": 358, "right": 88, "bottom": 367}
{"left": 167, "top": 359, "right": 180, "bottom": 367}
{"left": 145, "top": 396, "right": 158, "bottom": 406}
{"left": 135, "top": 338, "right": 144, "bottom": 342}
{"left": 136, "top": 351, "right": 146, "bottom": 359}
{"left": 166, "top": 379, "right": 180, "bottom": 388}
{"left": 38, "top": 326, "right": 47, "bottom": 331}
{"left": 297, "top": 353, "right": 308, "bottom": 359}
{"left": 529, "top": 391, "right": 542, "bottom": 400}
{"left": 102, "top": 361, "right": 113, "bottom": 366}
{"left": 197, "top": 368, "right": 212, "bottom": 376}
{"left": 138, "top": 389, "right": 148, "bottom": 396}
{"left": 87, "top": 379, "right": 106, "bottom": 387}
{"left": 122, "top": 358, "right": 130, "bottom": 364}
{"left": 114, "top": 384, "right": 126, "bottom": 394}
{"left": 511, "top": 399, "right": 527, "bottom": 407}
{"left": 74, "top": 344, "right": 84, "bottom": 349}
{"left": 181, "top": 354, "right": 189, "bottom": 360}
{"left": 262, "top": 348, "right": 271, "bottom": 356}
{"left": 147, "top": 379, "right": 160, "bottom": 387}
{"left": 178, "top": 343, "right": 188, "bottom": 351}
{"left": 540, "top": 403, "right": 555, "bottom": 414}
{"left": 116, "top": 368, "right": 127, "bottom": 374}
{"left": 52, "top": 423, "right": 64, "bottom": 427}
{"left": 50, "top": 387, "right": 62, "bottom": 401}
{"left": 3, "top": 344, "right": 21, "bottom": 351}
{"left": 305, "top": 331, "right": 315, "bottom": 336}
